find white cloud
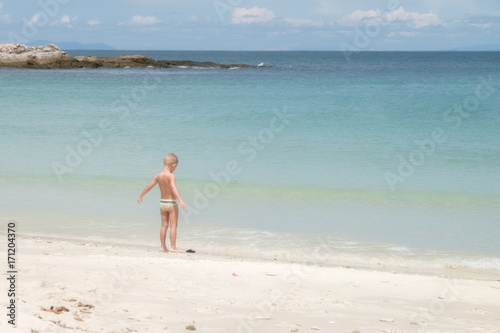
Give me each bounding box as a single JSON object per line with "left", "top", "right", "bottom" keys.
{"left": 399, "top": 31, "right": 420, "bottom": 37}
{"left": 340, "top": 9, "right": 381, "bottom": 25}
{"left": 468, "top": 23, "right": 492, "bottom": 29}
{"left": 386, "top": 7, "right": 443, "bottom": 28}
{"left": 49, "top": 15, "right": 77, "bottom": 27}
{"left": 283, "top": 17, "right": 325, "bottom": 27}
{"left": 464, "top": 15, "right": 500, "bottom": 30}
{"left": 87, "top": 19, "right": 100, "bottom": 26}
{"left": 231, "top": 7, "right": 275, "bottom": 24}
{"left": 120, "top": 15, "right": 162, "bottom": 26}
{"left": 29, "top": 14, "right": 42, "bottom": 25}
{"left": 60, "top": 15, "right": 71, "bottom": 24}
{"left": 0, "top": 1, "right": 10, "bottom": 24}
{"left": 21, "top": 10, "right": 78, "bottom": 29}
{"left": 340, "top": 6, "right": 444, "bottom": 29}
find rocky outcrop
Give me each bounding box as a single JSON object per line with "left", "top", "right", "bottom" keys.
{"left": 0, "top": 43, "right": 77, "bottom": 68}
{"left": 0, "top": 44, "right": 258, "bottom": 69}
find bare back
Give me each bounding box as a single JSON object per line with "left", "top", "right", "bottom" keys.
{"left": 155, "top": 171, "right": 176, "bottom": 200}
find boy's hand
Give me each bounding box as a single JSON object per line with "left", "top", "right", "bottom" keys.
{"left": 180, "top": 200, "right": 188, "bottom": 209}
{"left": 137, "top": 196, "right": 143, "bottom": 204}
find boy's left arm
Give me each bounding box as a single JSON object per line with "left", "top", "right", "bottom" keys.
{"left": 170, "top": 174, "right": 188, "bottom": 209}
{"left": 137, "top": 176, "right": 158, "bottom": 204}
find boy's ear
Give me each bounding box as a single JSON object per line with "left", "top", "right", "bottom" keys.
{"left": 172, "top": 163, "right": 178, "bottom": 168}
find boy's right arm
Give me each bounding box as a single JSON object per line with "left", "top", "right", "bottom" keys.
{"left": 137, "top": 176, "right": 158, "bottom": 204}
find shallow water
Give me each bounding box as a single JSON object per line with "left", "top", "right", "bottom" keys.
{"left": 1, "top": 51, "right": 499, "bottom": 277}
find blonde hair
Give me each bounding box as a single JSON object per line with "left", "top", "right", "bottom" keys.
{"left": 163, "top": 153, "right": 178, "bottom": 166}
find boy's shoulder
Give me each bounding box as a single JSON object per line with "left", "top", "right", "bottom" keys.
{"left": 155, "top": 171, "right": 174, "bottom": 179}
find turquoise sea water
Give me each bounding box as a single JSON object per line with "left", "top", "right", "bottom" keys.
{"left": 1, "top": 51, "right": 499, "bottom": 276}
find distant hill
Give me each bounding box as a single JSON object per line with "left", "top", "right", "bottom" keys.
{"left": 450, "top": 44, "right": 500, "bottom": 51}
{"left": 28, "top": 40, "right": 115, "bottom": 50}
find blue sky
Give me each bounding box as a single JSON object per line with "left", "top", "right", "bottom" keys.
{"left": 1, "top": 0, "right": 500, "bottom": 50}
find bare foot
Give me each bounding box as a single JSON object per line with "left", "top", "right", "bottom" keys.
{"left": 159, "top": 248, "right": 169, "bottom": 253}
{"left": 169, "top": 248, "right": 183, "bottom": 253}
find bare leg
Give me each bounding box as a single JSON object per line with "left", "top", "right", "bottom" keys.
{"left": 169, "top": 205, "right": 182, "bottom": 252}
{"left": 160, "top": 209, "right": 170, "bottom": 252}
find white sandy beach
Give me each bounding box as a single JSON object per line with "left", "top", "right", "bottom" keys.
{"left": 1, "top": 236, "right": 499, "bottom": 333}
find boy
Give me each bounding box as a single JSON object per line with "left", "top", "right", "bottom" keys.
{"left": 137, "top": 153, "right": 188, "bottom": 253}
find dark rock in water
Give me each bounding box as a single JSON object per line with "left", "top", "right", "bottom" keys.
{"left": 72, "top": 55, "right": 155, "bottom": 68}
{"left": 0, "top": 43, "right": 259, "bottom": 69}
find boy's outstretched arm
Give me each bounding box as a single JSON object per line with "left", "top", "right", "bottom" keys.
{"left": 137, "top": 177, "right": 158, "bottom": 204}
{"left": 170, "top": 174, "right": 188, "bottom": 209}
